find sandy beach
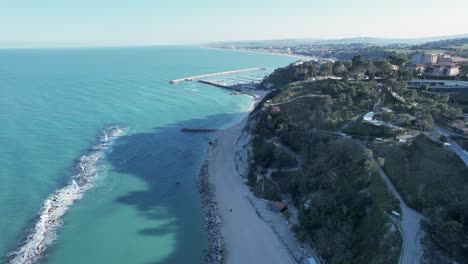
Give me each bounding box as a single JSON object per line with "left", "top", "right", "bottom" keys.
{"left": 205, "top": 117, "right": 295, "bottom": 264}
{"left": 197, "top": 85, "right": 319, "bottom": 263}
{"left": 195, "top": 89, "right": 296, "bottom": 263}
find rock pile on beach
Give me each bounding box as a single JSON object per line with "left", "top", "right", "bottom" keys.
{"left": 198, "top": 159, "right": 223, "bottom": 264}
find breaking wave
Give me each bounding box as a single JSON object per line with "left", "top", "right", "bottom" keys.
{"left": 7, "top": 126, "right": 124, "bottom": 264}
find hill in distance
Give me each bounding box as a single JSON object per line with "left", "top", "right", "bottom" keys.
{"left": 208, "top": 33, "right": 468, "bottom": 47}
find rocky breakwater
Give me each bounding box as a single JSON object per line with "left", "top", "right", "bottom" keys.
{"left": 197, "top": 145, "right": 223, "bottom": 264}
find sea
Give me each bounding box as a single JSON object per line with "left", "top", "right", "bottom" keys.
{"left": 0, "top": 46, "right": 295, "bottom": 264}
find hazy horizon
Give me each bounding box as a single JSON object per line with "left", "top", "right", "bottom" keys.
{"left": 1, "top": 0, "right": 468, "bottom": 48}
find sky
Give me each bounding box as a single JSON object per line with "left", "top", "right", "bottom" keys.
{"left": 1, "top": 0, "right": 468, "bottom": 48}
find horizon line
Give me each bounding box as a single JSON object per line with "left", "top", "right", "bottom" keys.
{"left": 1, "top": 32, "right": 467, "bottom": 50}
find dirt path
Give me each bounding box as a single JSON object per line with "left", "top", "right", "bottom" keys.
{"left": 264, "top": 137, "right": 303, "bottom": 180}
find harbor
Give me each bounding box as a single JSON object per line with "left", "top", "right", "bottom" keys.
{"left": 169, "top": 66, "right": 266, "bottom": 100}
{"left": 169, "top": 67, "right": 266, "bottom": 84}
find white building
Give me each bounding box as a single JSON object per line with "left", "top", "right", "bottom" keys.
{"left": 433, "top": 64, "right": 460, "bottom": 76}
{"left": 411, "top": 52, "right": 439, "bottom": 65}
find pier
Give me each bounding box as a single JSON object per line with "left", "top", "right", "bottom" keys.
{"left": 227, "top": 78, "right": 247, "bottom": 82}
{"left": 198, "top": 80, "right": 241, "bottom": 90}
{"left": 236, "top": 77, "right": 261, "bottom": 82}
{"left": 197, "top": 80, "right": 259, "bottom": 99}
{"left": 169, "top": 67, "right": 266, "bottom": 84}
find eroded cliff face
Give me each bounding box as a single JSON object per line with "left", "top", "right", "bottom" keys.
{"left": 233, "top": 114, "right": 259, "bottom": 179}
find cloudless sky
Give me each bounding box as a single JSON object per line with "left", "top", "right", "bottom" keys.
{"left": 1, "top": 0, "right": 467, "bottom": 48}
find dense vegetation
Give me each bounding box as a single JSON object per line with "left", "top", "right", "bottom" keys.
{"left": 293, "top": 136, "right": 401, "bottom": 263}
{"left": 262, "top": 55, "right": 463, "bottom": 129}
{"left": 384, "top": 85, "right": 462, "bottom": 130}
{"left": 261, "top": 54, "right": 410, "bottom": 89}
{"left": 249, "top": 79, "right": 402, "bottom": 263}
{"left": 260, "top": 80, "right": 379, "bottom": 132}
{"left": 372, "top": 136, "right": 468, "bottom": 263}
{"left": 250, "top": 55, "right": 467, "bottom": 263}
{"left": 260, "top": 61, "right": 318, "bottom": 89}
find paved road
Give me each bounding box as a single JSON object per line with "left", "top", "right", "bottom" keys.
{"left": 433, "top": 128, "right": 468, "bottom": 167}
{"left": 446, "top": 137, "right": 468, "bottom": 166}
{"left": 263, "top": 91, "right": 425, "bottom": 263}
{"left": 363, "top": 145, "right": 424, "bottom": 264}
{"left": 275, "top": 129, "right": 424, "bottom": 263}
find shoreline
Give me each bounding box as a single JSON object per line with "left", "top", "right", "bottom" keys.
{"left": 201, "top": 46, "right": 317, "bottom": 61}
{"left": 197, "top": 92, "right": 264, "bottom": 264}
{"left": 197, "top": 159, "right": 223, "bottom": 264}
{"left": 7, "top": 126, "right": 124, "bottom": 264}
{"left": 197, "top": 90, "right": 308, "bottom": 263}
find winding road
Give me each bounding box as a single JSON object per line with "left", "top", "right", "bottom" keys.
{"left": 434, "top": 128, "right": 468, "bottom": 167}
{"left": 264, "top": 91, "right": 425, "bottom": 263}
{"left": 305, "top": 129, "right": 424, "bottom": 264}
{"left": 371, "top": 157, "right": 423, "bottom": 264}
{"left": 354, "top": 140, "right": 424, "bottom": 264}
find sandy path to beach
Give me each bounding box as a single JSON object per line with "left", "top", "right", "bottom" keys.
{"left": 207, "top": 119, "right": 295, "bottom": 264}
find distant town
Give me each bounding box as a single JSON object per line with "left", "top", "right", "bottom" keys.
{"left": 200, "top": 36, "right": 468, "bottom": 264}
{"left": 207, "top": 37, "right": 468, "bottom": 78}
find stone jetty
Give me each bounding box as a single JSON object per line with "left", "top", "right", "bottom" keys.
{"left": 197, "top": 155, "right": 223, "bottom": 264}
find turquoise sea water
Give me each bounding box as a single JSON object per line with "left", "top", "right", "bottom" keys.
{"left": 0, "top": 46, "right": 294, "bottom": 264}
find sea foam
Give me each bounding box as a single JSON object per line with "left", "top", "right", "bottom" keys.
{"left": 7, "top": 126, "right": 124, "bottom": 264}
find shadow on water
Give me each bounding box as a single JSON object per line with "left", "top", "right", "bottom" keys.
{"left": 106, "top": 113, "right": 246, "bottom": 264}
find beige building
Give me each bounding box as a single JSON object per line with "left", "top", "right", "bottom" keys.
{"left": 411, "top": 52, "right": 438, "bottom": 65}
{"left": 410, "top": 52, "right": 464, "bottom": 76}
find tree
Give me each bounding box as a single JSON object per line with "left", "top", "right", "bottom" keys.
{"left": 388, "top": 54, "right": 409, "bottom": 67}
{"left": 292, "top": 223, "right": 307, "bottom": 244}
{"left": 352, "top": 55, "right": 367, "bottom": 69}
{"left": 364, "top": 159, "right": 376, "bottom": 181}
{"left": 343, "top": 61, "right": 353, "bottom": 70}
{"left": 333, "top": 61, "right": 346, "bottom": 75}
{"left": 351, "top": 55, "right": 369, "bottom": 76}
{"left": 320, "top": 62, "right": 333, "bottom": 76}
{"left": 342, "top": 71, "right": 350, "bottom": 82}
{"left": 424, "top": 66, "right": 435, "bottom": 76}
{"left": 382, "top": 112, "right": 395, "bottom": 123}
{"left": 385, "top": 79, "right": 407, "bottom": 93}
{"left": 459, "top": 65, "right": 468, "bottom": 77}
{"left": 282, "top": 210, "right": 292, "bottom": 222}
{"left": 415, "top": 112, "right": 435, "bottom": 132}
{"left": 397, "top": 69, "right": 413, "bottom": 80}
{"left": 307, "top": 63, "right": 318, "bottom": 77}
{"left": 373, "top": 59, "right": 393, "bottom": 77}
{"left": 366, "top": 61, "right": 377, "bottom": 80}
